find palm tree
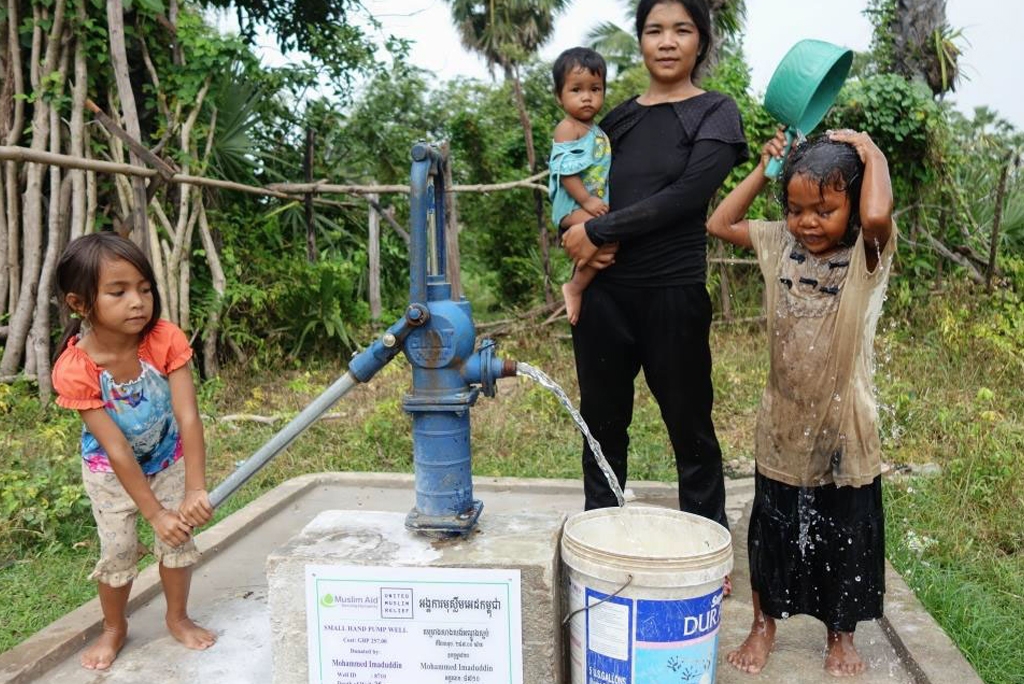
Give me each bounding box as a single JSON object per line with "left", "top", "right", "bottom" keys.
{"left": 446, "top": 0, "right": 570, "bottom": 303}
{"left": 876, "top": 0, "right": 962, "bottom": 96}
{"left": 586, "top": 0, "right": 747, "bottom": 75}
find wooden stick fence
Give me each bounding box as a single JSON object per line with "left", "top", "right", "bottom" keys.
{"left": 0, "top": 142, "right": 763, "bottom": 336}
{"left": 0, "top": 146, "right": 550, "bottom": 199}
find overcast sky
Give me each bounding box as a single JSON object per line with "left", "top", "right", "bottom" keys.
{"left": 346, "top": 0, "right": 1023, "bottom": 130}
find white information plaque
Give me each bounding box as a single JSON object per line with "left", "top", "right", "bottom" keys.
{"left": 305, "top": 564, "right": 523, "bottom": 684}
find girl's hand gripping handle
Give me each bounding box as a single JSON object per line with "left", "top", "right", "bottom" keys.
{"left": 764, "top": 127, "right": 795, "bottom": 179}
{"left": 179, "top": 489, "right": 214, "bottom": 528}
{"left": 149, "top": 508, "right": 193, "bottom": 548}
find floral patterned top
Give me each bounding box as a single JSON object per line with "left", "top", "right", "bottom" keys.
{"left": 52, "top": 320, "right": 193, "bottom": 475}
{"left": 547, "top": 124, "right": 611, "bottom": 227}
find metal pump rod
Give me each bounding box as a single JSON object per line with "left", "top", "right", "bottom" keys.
{"left": 208, "top": 372, "right": 358, "bottom": 508}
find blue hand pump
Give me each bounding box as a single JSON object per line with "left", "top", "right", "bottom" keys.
{"left": 210, "top": 143, "right": 516, "bottom": 537}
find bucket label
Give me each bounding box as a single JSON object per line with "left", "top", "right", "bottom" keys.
{"left": 585, "top": 591, "right": 632, "bottom": 684}
{"left": 634, "top": 590, "right": 721, "bottom": 683}
{"left": 575, "top": 584, "right": 722, "bottom": 684}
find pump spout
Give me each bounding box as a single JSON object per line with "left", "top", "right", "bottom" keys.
{"left": 461, "top": 338, "right": 516, "bottom": 398}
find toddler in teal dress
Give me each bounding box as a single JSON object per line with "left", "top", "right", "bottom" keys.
{"left": 548, "top": 47, "right": 612, "bottom": 324}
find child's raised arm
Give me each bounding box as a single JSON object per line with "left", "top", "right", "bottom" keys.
{"left": 80, "top": 409, "right": 193, "bottom": 547}
{"left": 169, "top": 365, "right": 213, "bottom": 528}
{"left": 828, "top": 129, "right": 894, "bottom": 271}
{"left": 707, "top": 128, "right": 789, "bottom": 249}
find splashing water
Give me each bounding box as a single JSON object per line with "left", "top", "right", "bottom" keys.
{"left": 516, "top": 362, "right": 625, "bottom": 507}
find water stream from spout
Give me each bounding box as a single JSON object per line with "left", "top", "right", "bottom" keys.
{"left": 516, "top": 362, "right": 625, "bottom": 507}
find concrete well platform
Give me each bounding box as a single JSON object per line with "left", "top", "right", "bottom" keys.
{"left": 267, "top": 509, "right": 566, "bottom": 683}
{"left": 0, "top": 473, "right": 982, "bottom": 684}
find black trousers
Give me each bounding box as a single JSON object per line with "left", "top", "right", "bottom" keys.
{"left": 570, "top": 279, "right": 727, "bottom": 529}
{"left": 748, "top": 472, "right": 885, "bottom": 632}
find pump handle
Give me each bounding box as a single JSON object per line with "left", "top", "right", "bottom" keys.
{"left": 409, "top": 143, "right": 449, "bottom": 306}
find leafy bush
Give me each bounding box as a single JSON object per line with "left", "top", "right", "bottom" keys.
{"left": 827, "top": 74, "right": 940, "bottom": 198}
{"left": 279, "top": 257, "right": 371, "bottom": 355}
{"left": 0, "top": 461, "right": 90, "bottom": 555}
{"left": 0, "top": 384, "right": 90, "bottom": 556}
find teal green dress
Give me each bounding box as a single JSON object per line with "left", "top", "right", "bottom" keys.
{"left": 547, "top": 125, "right": 611, "bottom": 227}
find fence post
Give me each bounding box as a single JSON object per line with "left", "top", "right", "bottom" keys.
{"left": 304, "top": 127, "right": 316, "bottom": 262}
{"left": 716, "top": 241, "right": 733, "bottom": 321}
{"left": 368, "top": 191, "right": 381, "bottom": 323}
{"left": 986, "top": 153, "right": 1013, "bottom": 294}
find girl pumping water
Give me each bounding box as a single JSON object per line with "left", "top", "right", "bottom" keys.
{"left": 52, "top": 232, "right": 217, "bottom": 670}
{"left": 707, "top": 128, "right": 896, "bottom": 676}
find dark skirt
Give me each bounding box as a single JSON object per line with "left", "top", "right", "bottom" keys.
{"left": 748, "top": 471, "right": 885, "bottom": 632}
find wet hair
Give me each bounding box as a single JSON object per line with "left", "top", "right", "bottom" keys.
{"left": 635, "top": 0, "right": 713, "bottom": 75}
{"left": 54, "top": 232, "right": 162, "bottom": 356}
{"left": 780, "top": 134, "right": 865, "bottom": 247}
{"left": 552, "top": 47, "right": 607, "bottom": 95}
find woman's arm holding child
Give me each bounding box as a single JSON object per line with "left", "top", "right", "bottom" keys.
{"left": 707, "top": 128, "right": 789, "bottom": 249}
{"left": 169, "top": 365, "right": 213, "bottom": 528}
{"left": 80, "top": 409, "right": 193, "bottom": 547}
{"left": 829, "top": 130, "right": 893, "bottom": 270}
{"left": 554, "top": 119, "right": 608, "bottom": 217}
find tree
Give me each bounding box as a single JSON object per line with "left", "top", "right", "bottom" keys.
{"left": 446, "top": 0, "right": 570, "bottom": 303}
{"left": 868, "top": 0, "right": 962, "bottom": 96}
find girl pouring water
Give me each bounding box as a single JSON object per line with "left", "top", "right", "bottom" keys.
{"left": 707, "top": 128, "right": 896, "bottom": 677}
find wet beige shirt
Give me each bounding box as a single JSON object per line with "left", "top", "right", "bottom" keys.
{"left": 749, "top": 220, "right": 897, "bottom": 487}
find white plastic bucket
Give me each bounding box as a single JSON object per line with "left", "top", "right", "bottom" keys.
{"left": 562, "top": 506, "right": 733, "bottom": 684}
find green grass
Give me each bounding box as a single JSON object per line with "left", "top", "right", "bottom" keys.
{"left": 877, "top": 289, "right": 1024, "bottom": 684}
{"left": 2, "top": 286, "right": 1023, "bottom": 684}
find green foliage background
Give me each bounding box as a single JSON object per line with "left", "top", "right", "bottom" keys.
{"left": 1, "top": 1, "right": 1023, "bottom": 682}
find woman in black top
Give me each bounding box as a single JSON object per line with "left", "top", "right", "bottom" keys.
{"left": 561, "top": 0, "right": 748, "bottom": 527}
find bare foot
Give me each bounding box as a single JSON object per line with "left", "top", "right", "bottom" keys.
{"left": 80, "top": 619, "right": 127, "bottom": 670}
{"left": 727, "top": 615, "right": 776, "bottom": 674}
{"left": 825, "top": 630, "right": 865, "bottom": 677}
{"left": 562, "top": 282, "right": 583, "bottom": 325}
{"left": 167, "top": 616, "right": 217, "bottom": 650}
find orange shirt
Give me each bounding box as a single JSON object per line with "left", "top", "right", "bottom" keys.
{"left": 52, "top": 320, "right": 193, "bottom": 473}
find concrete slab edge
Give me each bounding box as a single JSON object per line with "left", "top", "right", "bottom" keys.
{"left": 314, "top": 470, "right": 753, "bottom": 501}
{"left": 878, "top": 563, "right": 984, "bottom": 684}
{"left": 0, "top": 473, "right": 323, "bottom": 684}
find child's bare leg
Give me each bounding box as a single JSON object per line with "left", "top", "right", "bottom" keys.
{"left": 563, "top": 266, "right": 596, "bottom": 325}
{"left": 727, "top": 590, "right": 776, "bottom": 674}
{"left": 81, "top": 581, "right": 130, "bottom": 670}
{"left": 160, "top": 564, "right": 216, "bottom": 650}
{"left": 560, "top": 208, "right": 599, "bottom": 325}
{"left": 825, "top": 629, "right": 865, "bottom": 677}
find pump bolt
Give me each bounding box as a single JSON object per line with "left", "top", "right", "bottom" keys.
{"left": 382, "top": 333, "right": 397, "bottom": 348}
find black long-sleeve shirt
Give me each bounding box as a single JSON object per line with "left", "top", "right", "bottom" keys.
{"left": 584, "top": 92, "right": 748, "bottom": 287}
